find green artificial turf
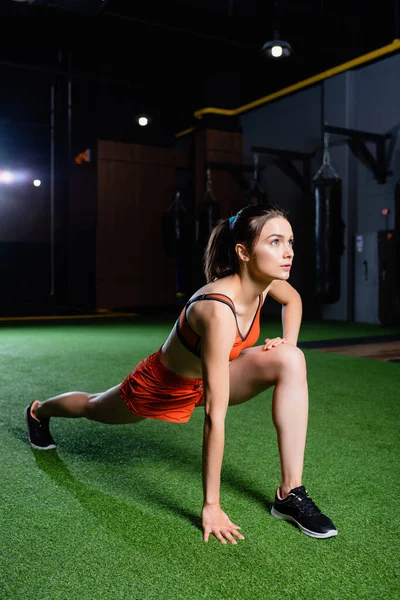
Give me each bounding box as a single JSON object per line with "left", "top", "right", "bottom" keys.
{"left": 1, "top": 318, "right": 399, "bottom": 599}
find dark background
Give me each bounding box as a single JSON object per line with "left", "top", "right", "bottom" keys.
{"left": 2, "top": 0, "right": 398, "bottom": 139}
{"left": 0, "top": 0, "right": 399, "bottom": 319}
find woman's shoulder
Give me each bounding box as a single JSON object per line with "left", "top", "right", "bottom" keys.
{"left": 188, "top": 277, "right": 269, "bottom": 305}
{"left": 188, "top": 276, "right": 237, "bottom": 301}
{"left": 185, "top": 280, "right": 237, "bottom": 328}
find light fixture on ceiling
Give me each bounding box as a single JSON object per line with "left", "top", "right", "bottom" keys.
{"left": 260, "top": 34, "right": 293, "bottom": 59}
{"left": 134, "top": 113, "right": 152, "bottom": 127}
{"left": 260, "top": 1, "right": 293, "bottom": 59}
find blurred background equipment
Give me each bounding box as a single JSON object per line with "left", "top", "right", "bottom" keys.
{"left": 312, "top": 131, "right": 345, "bottom": 305}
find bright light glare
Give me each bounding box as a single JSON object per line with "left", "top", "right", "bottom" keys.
{"left": 138, "top": 116, "right": 148, "bottom": 126}
{"left": 0, "top": 170, "right": 39, "bottom": 185}
{"left": 271, "top": 45, "right": 283, "bottom": 58}
{"left": 0, "top": 170, "right": 14, "bottom": 184}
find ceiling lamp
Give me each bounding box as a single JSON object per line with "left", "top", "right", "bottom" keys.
{"left": 134, "top": 113, "right": 153, "bottom": 127}
{"left": 261, "top": 1, "right": 292, "bottom": 59}
{"left": 261, "top": 33, "right": 293, "bottom": 59}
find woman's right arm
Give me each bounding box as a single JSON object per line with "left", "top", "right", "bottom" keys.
{"left": 196, "top": 301, "right": 245, "bottom": 545}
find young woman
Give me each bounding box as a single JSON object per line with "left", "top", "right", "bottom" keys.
{"left": 25, "top": 203, "right": 337, "bottom": 543}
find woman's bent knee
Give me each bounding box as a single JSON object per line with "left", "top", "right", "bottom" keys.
{"left": 278, "top": 344, "right": 306, "bottom": 377}
{"left": 262, "top": 344, "right": 306, "bottom": 380}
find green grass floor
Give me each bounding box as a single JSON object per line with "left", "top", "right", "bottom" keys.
{"left": 1, "top": 317, "right": 399, "bottom": 599}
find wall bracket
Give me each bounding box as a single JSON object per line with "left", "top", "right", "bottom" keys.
{"left": 324, "top": 125, "right": 394, "bottom": 184}
{"left": 251, "top": 146, "right": 315, "bottom": 194}
{"left": 205, "top": 161, "right": 265, "bottom": 190}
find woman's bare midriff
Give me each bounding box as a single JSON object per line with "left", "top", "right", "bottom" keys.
{"left": 161, "top": 327, "right": 203, "bottom": 379}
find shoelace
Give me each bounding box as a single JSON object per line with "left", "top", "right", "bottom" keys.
{"left": 291, "top": 490, "right": 322, "bottom": 517}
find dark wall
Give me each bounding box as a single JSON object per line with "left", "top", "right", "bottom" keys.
{"left": 241, "top": 85, "right": 321, "bottom": 319}
{"left": 240, "top": 52, "right": 400, "bottom": 323}
{"left": 0, "top": 66, "right": 66, "bottom": 316}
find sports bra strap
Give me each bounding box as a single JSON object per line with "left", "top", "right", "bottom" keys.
{"left": 176, "top": 292, "right": 263, "bottom": 359}
{"left": 185, "top": 293, "right": 238, "bottom": 326}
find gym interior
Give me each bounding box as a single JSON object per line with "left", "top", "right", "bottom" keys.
{"left": 1, "top": 2, "right": 399, "bottom": 599}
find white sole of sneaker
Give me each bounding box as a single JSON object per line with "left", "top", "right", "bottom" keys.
{"left": 28, "top": 441, "right": 57, "bottom": 451}
{"left": 271, "top": 507, "right": 338, "bottom": 539}
{"left": 24, "top": 406, "right": 57, "bottom": 450}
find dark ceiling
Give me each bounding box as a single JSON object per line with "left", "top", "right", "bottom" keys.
{"left": 1, "top": 0, "right": 400, "bottom": 137}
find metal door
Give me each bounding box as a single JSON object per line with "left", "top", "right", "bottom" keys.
{"left": 354, "top": 232, "right": 379, "bottom": 324}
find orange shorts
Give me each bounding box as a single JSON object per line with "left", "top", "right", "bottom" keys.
{"left": 120, "top": 349, "right": 204, "bottom": 423}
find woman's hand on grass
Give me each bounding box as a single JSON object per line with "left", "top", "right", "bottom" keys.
{"left": 202, "top": 504, "right": 245, "bottom": 545}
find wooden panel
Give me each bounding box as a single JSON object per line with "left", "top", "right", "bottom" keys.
{"left": 206, "top": 130, "right": 243, "bottom": 155}
{"left": 316, "top": 341, "right": 400, "bottom": 361}
{"left": 96, "top": 144, "right": 177, "bottom": 310}
{"left": 207, "top": 149, "right": 242, "bottom": 164}
{"left": 195, "top": 128, "right": 244, "bottom": 217}
{"left": 97, "top": 140, "right": 182, "bottom": 167}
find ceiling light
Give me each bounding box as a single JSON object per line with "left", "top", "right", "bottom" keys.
{"left": 261, "top": 1, "right": 292, "bottom": 60}
{"left": 135, "top": 113, "right": 152, "bottom": 127}
{"left": 261, "top": 36, "right": 292, "bottom": 59}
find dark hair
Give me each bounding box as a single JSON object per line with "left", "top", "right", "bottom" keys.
{"left": 203, "top": 204, "right": 289, "bottom": 282}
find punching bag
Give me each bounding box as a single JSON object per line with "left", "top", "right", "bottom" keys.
{"left": 162, "top": 190, "right": 193, "bottom": 304}
{"left": 245, "top": 153, "right": 268, "bottom": 206}
{"left": 312, "top": 132, "right": 345, "bottom": 303}
{"left": 197, "top": 168, "right": 220, "bottom": 249}
{"left": 312, "top": 177, "right": 345, "bottom": 303}
{"left": 162, "top": 190, "right": 191, "bottom": 258}
{"left": 245, "top": 180, "right": 268, "bottom": 206}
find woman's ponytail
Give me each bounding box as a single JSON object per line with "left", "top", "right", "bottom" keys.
{"left": 203, "top": 218, "right": 239, "bottom": 282}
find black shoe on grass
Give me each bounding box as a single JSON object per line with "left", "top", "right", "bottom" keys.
{"left": 25, "top": 401, "right": 56, "bottom": 450}
{"left": 271, "top": 485, "right": 337, "bottom": 539}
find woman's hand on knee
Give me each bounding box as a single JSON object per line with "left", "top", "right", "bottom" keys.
{"left": 263, "top": 337, "right": 289, "bottom": 351}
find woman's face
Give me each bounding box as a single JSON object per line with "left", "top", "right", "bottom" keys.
{"left": 245, "top": 217, "right": 294, "bottom": 281}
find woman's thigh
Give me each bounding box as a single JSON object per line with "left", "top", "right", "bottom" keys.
{"left": 228, "top": 345, "right": 284, "bottom": 406}
{"left": 87, "top": 384, "right": 146, "bottom": 424}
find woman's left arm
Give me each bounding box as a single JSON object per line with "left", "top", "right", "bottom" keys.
{"left": 267, "top": 281, "right": 302, "bottom": 346}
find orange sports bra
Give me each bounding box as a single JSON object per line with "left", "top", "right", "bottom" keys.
{"left": 175, "top": 293, "right": 263, "bottom": 361}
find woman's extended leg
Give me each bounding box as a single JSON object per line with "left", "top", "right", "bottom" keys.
{"left": 26, "top": 384, "right": 145, "bottom": 450}
{"left": 227, "top": 344, "right": 308, "bottom": 498}
{"left": 33, "top": 385, "right": 145, "bottom": 424}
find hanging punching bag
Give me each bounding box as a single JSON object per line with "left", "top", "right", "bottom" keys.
{"left": 162, "top": 190, "right": 192, "bottom": 258}
{"left": 312, "top": 133, "right": 345, "bottom": 304}
{"left": 197, "top": 168, "right": 221, "bottom": 249}
{"left": 162, "top": 190, "right": 193, "bottom": 304}
{"left": 246, "top": 180, "right": 268, "bottom": 206}
{"left": 245, "top": 153, "right": 268, "bottom": 206}
{"left": 312, "top": 177, "right": 345, "bottom": 303}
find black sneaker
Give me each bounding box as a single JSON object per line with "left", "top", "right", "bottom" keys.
{"left": 271, "top": 485, "right": 337, "bottom": 539}
{"left": 24, "top": 402, "right": 56, "bottom": 450}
